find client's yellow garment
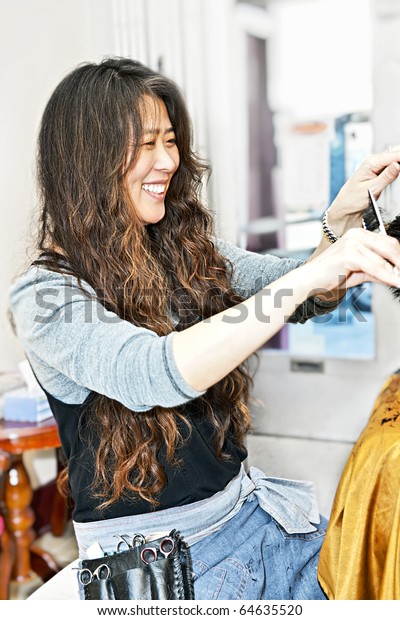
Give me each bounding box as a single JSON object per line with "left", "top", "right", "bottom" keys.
{"left": 318, "top": 372, "right": 400, "bottom": 600}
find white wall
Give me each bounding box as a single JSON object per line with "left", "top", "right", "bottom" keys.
{"left": 267, "top": 0, "right": 373, "bottom": 118}
{"left": 0, "top": 0, "right": 115, "bottom": 372}
{"left": 373, "top": 0, "right": 400, "bottom": 219}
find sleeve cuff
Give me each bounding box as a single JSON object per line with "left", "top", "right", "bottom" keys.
{"left": 312, "top": 295, "right": 340, "bottom": 309}
{"left": 163, "top": 333, "right": 206, "bottom": 401}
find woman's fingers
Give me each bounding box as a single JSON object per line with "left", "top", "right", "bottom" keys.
{"left": 354, "top": 243, "right": 400, "bottom": 288}
{"left": 361, "top": 147, "right": 400, "bottom": 197}
{"left": 370, "top": 161, "right": 400, "bottom": 197}
{"left": 364, "top": 229, "right": 400, "bottom": 270}
{"left": 310, "top": 229, "right": 400, "bottom": 291}
{"left": 341, "top": 147, "right": 400, "bottom": 193}
{"left": 330, "top": 149, "right": 400, "bottom": 217}
{"left": 340, "top": 229, "right": 400, "bottom": 287}
{"left": 366, "top": 148, "right": 400, "bottom": 176}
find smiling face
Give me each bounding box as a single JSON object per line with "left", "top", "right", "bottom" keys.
{"left": 126, "top": 97, "right": 180, "bottom": 225}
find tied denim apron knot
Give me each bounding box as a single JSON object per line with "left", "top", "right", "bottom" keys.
{"left": 246, "top": 466, "right": 320, "bottom": 534}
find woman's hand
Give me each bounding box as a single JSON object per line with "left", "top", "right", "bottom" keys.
{"left": 327, "top": 147, "right": 400, "bottom": 237}
{"left": 303, "top": 227, "right": 400, "bottom": 296}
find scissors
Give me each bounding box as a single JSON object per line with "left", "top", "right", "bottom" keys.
{"left": 368, "top": 189, "right": 399, "bottom": 277}
{"left": 368, "top": 189, "right": 387, "bottom": 235}
{"left": 114, "top": 533, "right": 146, "bottom": 552}
{"left": 140, "top": 536, "right": 175, "bottom": 565}
{"left": 76, "top": 563, "right": 111, "bottom": 585}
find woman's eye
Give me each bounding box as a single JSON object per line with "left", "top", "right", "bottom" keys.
{"left": 141, "top": 137, "right": 176, "bottom": 147}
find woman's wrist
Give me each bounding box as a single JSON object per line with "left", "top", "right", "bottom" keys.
{"left": 323, "top": 205, "right": 365, "bottom": 241}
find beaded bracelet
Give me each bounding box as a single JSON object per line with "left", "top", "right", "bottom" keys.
{"left": 322, "top": 209, "right": 367, "bottom": 244}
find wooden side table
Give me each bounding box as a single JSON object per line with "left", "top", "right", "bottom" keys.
{"left": 0, "top": 416, "right": 61, "bottom": 583}
{"left": 0, "top": 449, "right": 14, "bottom": 600}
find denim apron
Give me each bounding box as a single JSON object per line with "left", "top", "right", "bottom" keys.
{"left": 73, "top": 466, "right": 327, "bottom": 600}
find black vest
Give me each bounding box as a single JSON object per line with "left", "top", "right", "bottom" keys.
{"left": 43, "top": 389, "right": 247, "bottom": 523}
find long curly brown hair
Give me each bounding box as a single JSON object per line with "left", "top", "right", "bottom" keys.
{"left": 34, "top": 57, "right": 253, "bottom": 510}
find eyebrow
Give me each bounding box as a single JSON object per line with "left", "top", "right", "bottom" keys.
{"left": 143, "top": 126, "right": 175, "bottom": 135}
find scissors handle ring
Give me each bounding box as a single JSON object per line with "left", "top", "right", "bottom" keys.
{"left": 140, "top": 546, "right": 158, "bottom": 565}
{"left": 95, "top": 563, "right": 112, "bottom": 580}
{"left": 159, "top": 536, "right": 175, "bottom": 558}
{"left": 114, "top": 534, "right": 132, "bottom": 552}
{"left": 131, "top": 534, "right": 146, "bottom": 547}
{"left": 77, "top": 567, "right": 93, "bottom": 585}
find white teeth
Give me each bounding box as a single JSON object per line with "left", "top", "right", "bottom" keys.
{"left": 142, "top": 184, "right": 165, "bottom": 194}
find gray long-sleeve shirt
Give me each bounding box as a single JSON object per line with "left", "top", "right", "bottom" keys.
{"left": 9, "top": 239, "right": 336, "bottom": 411}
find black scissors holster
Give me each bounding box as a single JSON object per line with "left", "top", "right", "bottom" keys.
{"left": 78, "top": 529, "right": 195, "bottom": 600}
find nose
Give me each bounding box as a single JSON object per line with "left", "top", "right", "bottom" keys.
{"left": 153, "top": 143, "right": 178, "bottom": 173}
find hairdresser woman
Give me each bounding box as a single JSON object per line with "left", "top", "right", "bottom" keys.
{"left": 9, "top": 58, "right": 400, "bottom": 600}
